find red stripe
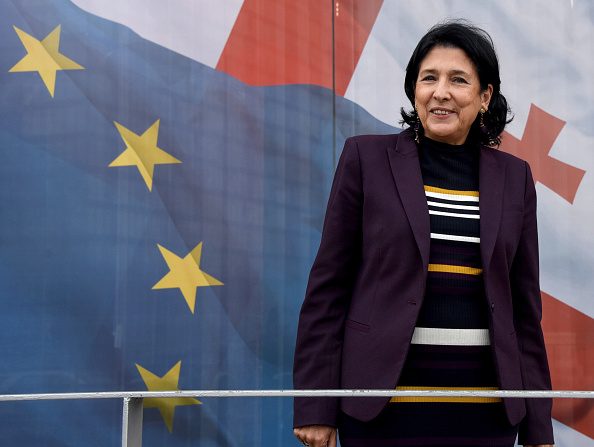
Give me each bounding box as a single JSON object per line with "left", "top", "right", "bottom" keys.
{"left": 216, "top": 0, "right": 382, "bottom": 95}
{"left": 542, "top": 291, "right": 594, "bottom": 439}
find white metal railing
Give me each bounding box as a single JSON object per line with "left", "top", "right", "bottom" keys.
{"left": 0, "top": 389, "right": 592, "bottom": 446}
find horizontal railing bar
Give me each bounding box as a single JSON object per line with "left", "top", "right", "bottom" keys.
{"left": 0, "top": 389, "right": 593, "bottom": 402}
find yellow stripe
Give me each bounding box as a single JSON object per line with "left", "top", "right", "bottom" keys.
{"left": 390, "top": 386, "right": 501, "bottom": 403}
{"left": 428, "top": 264, "right": 483, "bottom": 275}
{"left": 424, "top": 185, "right": 479, "bottom": 197}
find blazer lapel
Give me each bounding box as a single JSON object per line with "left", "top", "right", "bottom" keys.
{"left": 479, "top": 146, "right": 505, "bottom": 270}
{"left": 388, "top": 130, "right": 430, "bottom": 269}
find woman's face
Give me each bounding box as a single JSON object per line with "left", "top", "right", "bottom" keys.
{"left": 414, "top": 46, "right": 492, "bottom": 145}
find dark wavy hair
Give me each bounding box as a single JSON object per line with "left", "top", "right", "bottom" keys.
{"left": 400, "top": 20, "right": 512, "bottom": 146}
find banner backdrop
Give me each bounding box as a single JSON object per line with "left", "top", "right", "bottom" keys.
{"left": 0, "top": 0, "right": 592, "bottom": 445}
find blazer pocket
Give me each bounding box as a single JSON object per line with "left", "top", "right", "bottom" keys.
{"left": 345, "top": 319, "right": 370, "bottom": 333}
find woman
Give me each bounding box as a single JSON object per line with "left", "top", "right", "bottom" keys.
{"left": 293, "top": 21, "right": 554, "bottom": 447}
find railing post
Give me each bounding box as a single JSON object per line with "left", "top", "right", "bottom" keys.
{"left": 122, "top": 397, "right": 143, "bottom": 447}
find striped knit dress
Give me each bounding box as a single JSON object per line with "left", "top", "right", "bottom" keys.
{"left": 338, "top": 138, "right": 518, "bottom": 447}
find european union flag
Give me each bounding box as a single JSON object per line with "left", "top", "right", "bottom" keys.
{"left": 0, "top": 0, "right": 394, "bottom": 444}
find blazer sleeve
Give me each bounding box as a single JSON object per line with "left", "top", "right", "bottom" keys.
{"left": 293, "top": 136, "right": 363, "bottom": 428}
{"left": 510, "top": 161, "right": 554, "bottom": 445}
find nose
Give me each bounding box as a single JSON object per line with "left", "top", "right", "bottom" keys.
{"left": 433, "top": 78, "right": 451, "bottom": 101}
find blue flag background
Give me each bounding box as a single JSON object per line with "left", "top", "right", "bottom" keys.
{"left": 0, "top": 0, "right": 394, "bottom": 444}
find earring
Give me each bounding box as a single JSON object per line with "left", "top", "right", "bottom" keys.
{"left": 414, "top": 105, "right": 421, "bottom": 143}
{"left": 479, "top": 108, "right": 486, "bottom": 128}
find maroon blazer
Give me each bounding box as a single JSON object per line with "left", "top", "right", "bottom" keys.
{"left": 293, "top": 128, "right": 554, "bottom": 445}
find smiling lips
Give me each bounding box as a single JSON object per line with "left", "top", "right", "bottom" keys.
{"left": 430, "top": 108, "right": 455, "bottom": 116}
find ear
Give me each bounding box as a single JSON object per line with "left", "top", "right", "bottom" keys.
{"left": 481, "top": 84, "right": 494, "bottom": 110}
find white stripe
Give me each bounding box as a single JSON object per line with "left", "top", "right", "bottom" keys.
{"left": 425, "top": 191, "right": 479, "bottom": 202}
{"left": 70, "top": 0, "right": 244, "bottom": 68}
{"left": 411, "top": 327, "right": 490, "bottom": 346}
{"left": 431, "top": 233, "right": 481, "bottom": 243}
{"left": 429, "top": 210, "right": 480, "bottom": 219}
{"left": 427, "top": 200, "right": 479, "bottom": 211}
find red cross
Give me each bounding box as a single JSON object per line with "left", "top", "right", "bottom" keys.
{"left": 499, "top": 104, "right": 585, "bottom": 203}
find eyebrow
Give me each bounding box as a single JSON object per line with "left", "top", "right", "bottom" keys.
{"left": 419, "top": 68, "right": 471, "bottom": 77}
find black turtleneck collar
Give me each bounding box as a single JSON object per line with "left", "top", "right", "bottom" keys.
{"left": 420, "top": 137, "right": 474, "bottom": 153}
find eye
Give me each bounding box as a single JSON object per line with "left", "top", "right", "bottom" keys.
{"left": 419, "top": 75, "right": 436, "bottom": 81}
{"left": 452, "top": 77, "right": 469, "bottom": 84}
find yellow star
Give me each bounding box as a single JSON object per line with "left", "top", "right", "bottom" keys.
{"left": 9, "top": 25, "right": 84, "bottom": 97}
{"left": 109, "top": 119, "right": 181, "bottom": 191}
{"left": 153, "top": 242, "right": 223, "bottom": 313}
{"left": 135, "top": 361, "right": 200, "bottom": 433}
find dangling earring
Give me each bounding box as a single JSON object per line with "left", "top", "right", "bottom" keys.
{"left": 414, "top": 105, "right": 421, "bottom": 143}
{"left": 479, "top": 107, "right": 486, "bottom": 128}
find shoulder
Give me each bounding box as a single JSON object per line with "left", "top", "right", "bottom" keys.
{"left": 484, "top": 145, "right": 530, "bottom": 175}
{"left": 346, "top": 132, "right": 402, "bottom": 151}
{"left": 486, "top": 146, "right": 526, "bottom": 166}
{"left": 484, "top": 146, "right": 534, "bottom": 196}
{"left": 337, "top": 132, "right": 407, "bottom": 185}
{"left": 342, "top": 132, "right": 404, "bottom": 162}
